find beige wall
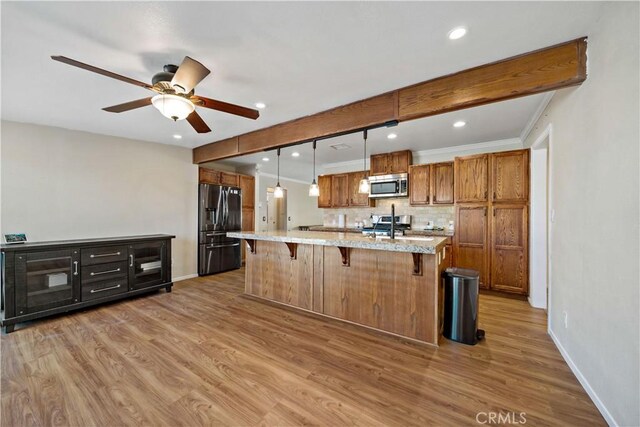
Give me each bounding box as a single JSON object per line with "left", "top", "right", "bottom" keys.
{"left": 524, "top": 3, "right": 639, "bottom": 425}
{"left": 0, "top": 121, "right": 198, "bottom": 280}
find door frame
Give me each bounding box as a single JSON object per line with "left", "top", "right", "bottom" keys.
{"left": 530, "top": 124, "right": 553, "bottom": 330}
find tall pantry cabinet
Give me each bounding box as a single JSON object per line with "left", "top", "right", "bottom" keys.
{"left": 453, "top": 149, "right": 529, "bottom": 294}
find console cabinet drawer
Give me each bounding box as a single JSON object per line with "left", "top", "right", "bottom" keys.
{"left": 82, "top": 261, "right": 127, "bottom": 284}
{"left": 82, "top": 245, "right": 128, "bottom": 265}
{"left": 82, "top": 279, "right": 127, "bottom": 301}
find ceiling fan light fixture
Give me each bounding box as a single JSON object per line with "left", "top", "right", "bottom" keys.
{"left": 151, "top": 94, "right": 195, "bottom": 121}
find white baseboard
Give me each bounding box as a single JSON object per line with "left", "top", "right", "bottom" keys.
{"left": 172, "top": 273, "right": 198, "bottom": 283}
{"left": 548, "top": 328, "right": 617, "bottom": 426}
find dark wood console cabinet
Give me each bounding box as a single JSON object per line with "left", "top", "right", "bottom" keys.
{"left": 1, "top": 234, "right": 174, "bottom": 333}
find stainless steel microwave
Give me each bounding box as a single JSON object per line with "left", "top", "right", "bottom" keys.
{"left": 368, "top": 173, "right": 409, "bottom": 198}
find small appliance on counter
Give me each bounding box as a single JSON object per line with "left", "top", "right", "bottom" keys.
{"left": 362, "top": 215, "right": 411, "bottom": 237}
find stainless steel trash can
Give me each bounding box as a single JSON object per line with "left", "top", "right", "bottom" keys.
{"left": 443, "top": 267, "right": 485, "bottom": 345}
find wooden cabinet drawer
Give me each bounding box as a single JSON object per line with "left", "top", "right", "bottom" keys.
{"left": 81, "top": 245, "right": 128, "bottom": 265}
{"left": 82, "top": 261, "right": 127, "bottom": 284}
{"left": 82, "top": 278, "right": 127, "bottom": 301}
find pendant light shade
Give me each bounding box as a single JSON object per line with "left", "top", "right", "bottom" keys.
{"left": 309, "top": 140, "right": 320, "bottom": 197}
{"left": 358, "top": 130, "right": 370, "bottom": 194}
{"left": 274, "top": 148, "right": 284, "bottom": 198}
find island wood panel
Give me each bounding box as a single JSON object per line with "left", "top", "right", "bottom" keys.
{"left": 236, "top": 92, "right": 398, "bottom": 155}
{"left": 491, "top": 205, "right": 529, "bottom": 294}
{"left": 245, "top": 240, "right": 314, "bottom": 309}
{"left": 312, "top": 245, "right": 324, "bottom": 313}
{"left": 317, "top": 175, "right": 332, "bottom": 208}
{"left": 455, "top": 205, "right": 490, "bottom": 289}
{"left": 491, "top": 149, "right": 530, "bottom": 203}
{"left": 241, "top": 208, "right": 254, "bottom": 262}
{"left": 398, "top": 38, "right": 587, "bottom": 121}
{"left": 194, "top": 38, "right": 587, "bottom": 163}
{"left": 431, "top": 162, "right": 454, "bottom": 204}
{"left": 455, "top": 154, "right": 489, "bottom": 203}
{"left": 322, "top": 248, "right": 439, "bottom": 344}
{"left": 409, "top": 164, "right": 430, "bottom": 205}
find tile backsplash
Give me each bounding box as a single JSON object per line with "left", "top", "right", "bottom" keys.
{"left": 323, "top": 198, "right": 455, "bottom": 230}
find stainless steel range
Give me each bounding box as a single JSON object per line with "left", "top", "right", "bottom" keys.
{"left": 361, "top": 214, "right": 411, "bottom": 237}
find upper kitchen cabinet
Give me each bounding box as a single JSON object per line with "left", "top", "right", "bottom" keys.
{"left": 239, "top": 175, "right": 255, "bottom": 209}
{"left": 220, "top": 171, "right": 239, "bottom": 187}
{"left": 409, "top": 164, "right": 430, "bottom": 205}
{"left": 348, "top": 171, "right": 375, "bottom": 207}
{"left": 317, "top": 175, "right": 332, "bottom": 208}
{"left": 370, "top": 150, "right": 412, "bottom": 175}
{"left": 455, "top": 154, "right": 489, "bottom": 203}
{"left": 431, "top": 162, "right": 454, "bottom": 204}
{"left": 331, "top": 174, "right": 350, "bottom": 207}
{"left": 491, "top": 149, "right": 530, "bottom": 203}
{"left": 199, "top": 168, "right": 221, "bottom": 185}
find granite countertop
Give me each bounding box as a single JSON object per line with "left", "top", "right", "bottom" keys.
{"left": 227, "top": 230, "right": 448, "bottom": 255}
{"left": 306, "top": 226, "right": 454, "bottom": 237}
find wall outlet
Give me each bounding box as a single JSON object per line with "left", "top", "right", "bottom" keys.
{"left": 563, "top": 311, "right": 568, "bottom": 328}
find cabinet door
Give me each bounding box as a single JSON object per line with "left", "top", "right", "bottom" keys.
{"left": 389, "top": 150, "right": 412, "bottom": 174}
{"left": 317, "top": 175, "right": 332, "bottom": 208}
{"left": 370, "top": 154, "right": 388, "bottom": 176}
{"left": 348, "top": 171, "right": 373, "bottom": 207}
{"left": 241, "top": 208, "right": 255, "bottom": 262}
{"left": 220, "top": 172, "right": 239, "bottom": 187}
{"left": 455, "top": 154, "right": 488, "bottom": 203}
{"left": 492, "top": 150, "right": 529, "bottom": 202}
{"left": 128, "top": 241, "right": 167, "bottom": 290}
{"left": 199, "top": 168, "right": 221, "bottom": 184}
{"left": 491, "top": 205, "right": 528, "bottom": 294}
{"left": 432, "top": 162, "right": 454, "bottom": 204}
{"left": 239, "top": 175, "right": 255, "bottom": 209}
{"left": 15, "top": 248, "right": 81, "bottom": 315}
{"left": 331, "top": 174, "right": 349, "bottom": 207}
{"left": 409, "top": 164, "right": 430, "bottom": 205}
{"left": 454, "top": 206, "right": 489, "bottom": 289}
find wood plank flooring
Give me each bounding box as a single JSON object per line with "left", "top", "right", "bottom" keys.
{"left": 1, "top": 268, "right": 604, "bottom": 426}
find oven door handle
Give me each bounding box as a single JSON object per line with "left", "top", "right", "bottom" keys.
{"left": 206, "top": 243, "right": 240, "bottom": 249}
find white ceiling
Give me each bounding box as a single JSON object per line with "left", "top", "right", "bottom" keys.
{"left": 2, "top": 2, "right": 602, "bottom": 151}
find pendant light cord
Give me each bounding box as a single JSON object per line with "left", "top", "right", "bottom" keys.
{"left": 277, "top": 148, "right": 281, "bottom": 184}
{"left": 313, "top": 140, "right": 316, "bottom": 179}
{"left": 363, "top": 130, "right": 368, "bottom": 177}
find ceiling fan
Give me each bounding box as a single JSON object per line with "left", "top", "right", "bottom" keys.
{"left": 51, "top": 55, "right": 259, "bottom": 134}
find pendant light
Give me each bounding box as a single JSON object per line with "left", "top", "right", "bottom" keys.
{"left": 358, "top": 130, "right": 370, "bottom": 193}
{"left": 274, "top": 148, "right": 284, "bottom": 198}
{"left": 309, "top": 140, "right": 320, "bottom": 197}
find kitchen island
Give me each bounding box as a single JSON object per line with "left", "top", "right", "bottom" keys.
{"left": 227, "top": 230, "right": 450, "bottom": 346}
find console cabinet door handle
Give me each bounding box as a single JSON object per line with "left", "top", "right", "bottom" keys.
{"left": 73, "top": 261, "right": 79, "bottom": 276}
{"left": 90, "top": 268, "right": 121, "bottom": 276}
{"left": 90, "top": 252, "right": 121, "bottom": 258}
{"left": 129, "top": 255, "right": 134, "bottom": 267}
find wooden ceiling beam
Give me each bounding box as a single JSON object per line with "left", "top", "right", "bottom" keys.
{"left": 193, "top": 37, "right": 586, "bottom": 164}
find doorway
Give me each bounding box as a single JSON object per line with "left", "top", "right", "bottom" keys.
{"left": 266, "top": 188, "right": 287, "bottom": 232}
{"left": 530, "top": 125, "right": 552, "bottom": 312}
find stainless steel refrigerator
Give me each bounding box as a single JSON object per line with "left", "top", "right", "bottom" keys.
{"left": 198, "top": 184, "right": 242, "bottom": 275}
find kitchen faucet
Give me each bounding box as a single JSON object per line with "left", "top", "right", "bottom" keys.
{"left": 390, "top": 204, "right": 396, "bottom": 239}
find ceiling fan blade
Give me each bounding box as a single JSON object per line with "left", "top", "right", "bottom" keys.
{"left": 102, "top": 97, "right": 153, "bottom": 113}
{"left": 186, "top": 111, "right": 212, "bottom": 134}
{"left": 193, "top": 96, "right": 259, "bottom": 120}
{"left": 51, "top": 56, "right": 154, "bottom": 90}
{"left": 171, "top": 56, "right": 211, "bottom": 94}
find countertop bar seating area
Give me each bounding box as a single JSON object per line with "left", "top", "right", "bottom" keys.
{"left": 0, "top": 2, "right": 637, "bottom": 426}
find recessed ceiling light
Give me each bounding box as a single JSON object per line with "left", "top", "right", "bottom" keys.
{"left": 448, "top": 27, "right": 467, "bottom": 40}
{"left": 172, "top": 134, "right": 182, "bottom": 139}
{"left": 387, "top": 133, "right": 397, "bottom": 140}
{"left": 255, "top": 102, "right": 266, "bottom": 109}
{"left": 262, "top": 157, "right": 269, "bottom": 162}
{"left": 453, "top": 121, "right": 466, "bottom": 128}
{"left": 291, "top": 152, "right": 300, "bottom": 157}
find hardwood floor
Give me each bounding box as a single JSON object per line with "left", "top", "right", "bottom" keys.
{"left": 1, "top": 268, "right": 603, "bottom": 426}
